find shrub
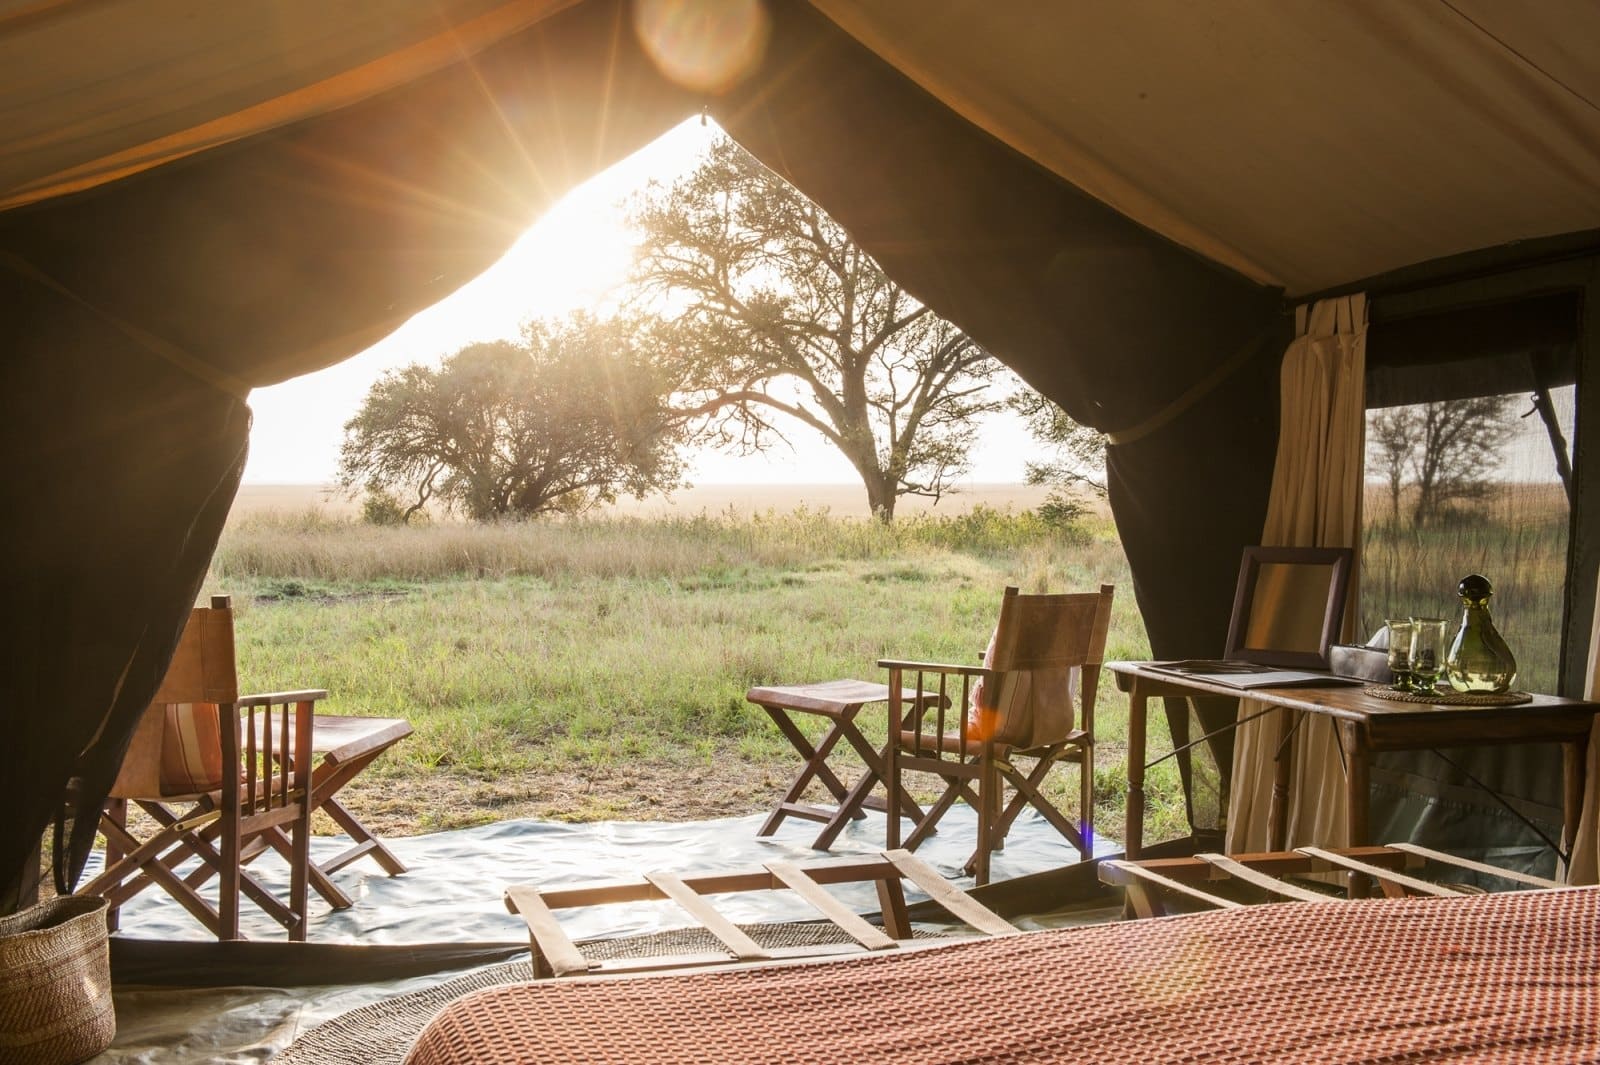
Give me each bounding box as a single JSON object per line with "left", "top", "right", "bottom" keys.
{"left": 361, "top": 490, "right": 410, "bottom": 526}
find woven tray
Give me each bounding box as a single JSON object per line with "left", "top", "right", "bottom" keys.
{"left": 1362, "top": 685, "right": 1531, "bottom": 706}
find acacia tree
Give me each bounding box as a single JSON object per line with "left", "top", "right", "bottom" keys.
{"left": 1366, "top": 396, "right": 1518, "bottom": 525}
{"left": 629, "top": 137, "right": 1005, "bottom": 520}
{"left": 338, "top": 314, "right": 683, "bottom": 521}
{"left": 1010, "top": 390, "right": 1107, "bottom": 524}
{"left": 1410, "top": 396, "right": 1518, "bottom": 520}
{"left": 1367, "top": 407, "right": 1418, "bottom": 527}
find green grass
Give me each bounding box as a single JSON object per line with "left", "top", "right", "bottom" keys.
{"left": 1361, "top": 483, "right": 1568, "bottom": 693}
{"left": 208, "top": 506, "right": 1189, "bottom": 842}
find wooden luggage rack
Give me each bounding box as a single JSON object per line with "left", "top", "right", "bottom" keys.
{"left": 504, "top": 849, "right": 1018, "bottom": 979}
{"left": 1100, "top": 842, "right": 1566, "bottom": 918}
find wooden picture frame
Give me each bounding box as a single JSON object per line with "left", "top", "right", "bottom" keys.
{"left": 1223, "top": 546, "right": 1354, "bottom": 669}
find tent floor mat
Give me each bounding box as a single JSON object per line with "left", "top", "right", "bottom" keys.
{"left": 272, "top": 920, "right": 950, "bottom": 1064}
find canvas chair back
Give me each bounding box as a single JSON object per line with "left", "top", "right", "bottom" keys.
{"left": 110, "top": 598, "right": 240, "bottom": 799}
{"left": 975, "top": 585, "right": 1115, "bottom": 749}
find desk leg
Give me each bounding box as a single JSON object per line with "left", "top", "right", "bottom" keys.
{"left": 1338, "top": 718, "right": 1370, "bottom": 899}
{"left": 1126, "top": 687, "right": 1147, "bottom": 860}
{"left": 1267, "top": 709, "right": 1293, "bottom": 853}
{"left": 1563, "top": 737, "right": 1586, "bottom": 860}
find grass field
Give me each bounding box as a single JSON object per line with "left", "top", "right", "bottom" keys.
{"left": 210, "top": 479, "right": 1572, "bottom": 858}
{"left": 1361, "top": 482, "right": 1568, "bottom": 693}
{"left": 208, "top": 496, "right": 1189, "bottom": 847}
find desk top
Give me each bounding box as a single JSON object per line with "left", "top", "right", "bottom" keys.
{"left": 1107, "top": 660, "right": 1600, "bottom": 746}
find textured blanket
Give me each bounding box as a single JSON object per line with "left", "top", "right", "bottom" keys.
{"left": 406, "top": 887, "right": 1600, "bottom": 1064}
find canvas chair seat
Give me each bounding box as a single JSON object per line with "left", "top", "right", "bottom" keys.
{"left": 897, "top": 728, "right": 1091, "bottom": 762}
{"left": 881, "top": 584, "right": 1114, "bottom": 884}
{"left": 75, "top": 597, "right": 324, "bottom": 941}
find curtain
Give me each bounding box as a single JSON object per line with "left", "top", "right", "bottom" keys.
{"left": 1566, "top": 585, "right": 1600, "bottom": 884}
{"left": 1226, "top": 295, "right": 1367, "bottom": 852}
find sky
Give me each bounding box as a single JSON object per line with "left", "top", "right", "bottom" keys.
{"left": 242, "top": 117, "right": 1035, "bottom": 486}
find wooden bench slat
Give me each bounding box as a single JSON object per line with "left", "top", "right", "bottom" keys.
{"left": 1099, "top": 860, "right": 1245, "bottom": 910}
{"left": 882, "top": 849, "right": 1017, "bottom": 936}
{"left": 645, "top": 872, "right": 771, "bottom": 961}
{"left": 504, "top": 886, "right": 590, "bottom": 977}
{"left": 1386, "top": 842, "right": 1565, "bottom": 889}
{"left": 1296, "top": 847, "right": 1462, "bottom": 898}
{"left": 764, "top": 860, "right": 898, "bottom": 951}
{"left": 1194, "top": 853, "right": 1333, "bottom": 904}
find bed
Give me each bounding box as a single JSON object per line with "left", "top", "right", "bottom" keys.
{"left": 404, "top": 885, "right": 1600, "bottom": 1064}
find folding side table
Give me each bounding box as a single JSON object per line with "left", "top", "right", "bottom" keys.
{"left": 748, "top": 679, "right": 938, "bottom": 850}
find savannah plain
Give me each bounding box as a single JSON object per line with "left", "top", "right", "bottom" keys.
{"left": 214, "top": 483, "right": 1185, "bottom": 845}
{"left": 213, "top": 480, "right": 1568, "bottom": 852}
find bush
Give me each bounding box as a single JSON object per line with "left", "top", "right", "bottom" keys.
{"left": 362, "top": 490, "right": 410, "bottom": 526}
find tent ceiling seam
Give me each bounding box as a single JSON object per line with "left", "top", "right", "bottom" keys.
{"left": 1438, "top": 0, "right": 1600, "bottom": 116}
{"left": 1, "top": 251, "right": 250, "bottom": 399}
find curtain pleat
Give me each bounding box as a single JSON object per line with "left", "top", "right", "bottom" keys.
{"left": 1565, "top": 584, "right": 1600, "bottom": 883}
{"left": 1226, "top": 295, "right": 1367, "bottom": 853}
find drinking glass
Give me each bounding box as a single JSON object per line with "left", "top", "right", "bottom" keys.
{"left": 1385, "top": 618, "right": 1416, "bottom": 692}
{"left": 1408, "top": 617, "right": 1449, "bottom": 693}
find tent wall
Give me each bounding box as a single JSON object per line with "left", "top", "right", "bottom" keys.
{"left": 706, "top": 2, "right": 1285, "bottom": 817}
{"left": 0, "top": 0, "right": 699, "bottom": 904}
{"left": 1355, "top": 249, "right": 1600, "bottom": 873}
{"left": 5, "top": 0, "right": 1588, "bottom": 905}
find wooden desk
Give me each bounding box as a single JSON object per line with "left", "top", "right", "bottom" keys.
{"left": 1108, "top": 662, "right": 1600, "bottom": 864}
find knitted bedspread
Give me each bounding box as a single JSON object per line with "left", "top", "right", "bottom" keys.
{"left": 405, "top": 887, "right": 1600, "bottom": 1064}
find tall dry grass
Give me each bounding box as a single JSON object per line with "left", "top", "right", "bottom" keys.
{"left": 1361, "top": 483, "right": 1569, "bottom": 692}
{"left": 209, "top": 507, "right": 1183, "bottom": 838}
{"left": 216, "top": 505, "right": 1091, "bottom": 584}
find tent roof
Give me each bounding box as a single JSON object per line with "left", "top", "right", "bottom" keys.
{"left": 5, "top": 1, "right": 1597, "bottom": 294}
{"left": 0, "top": 0, "right": 573, "bottom": 211}
{"left": 812, "top": 0, "right": 1600, "bottom": 294}
{"left": 4, "top": 0, "right": 1599, "bottom": 911}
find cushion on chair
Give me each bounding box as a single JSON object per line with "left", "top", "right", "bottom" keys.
{"left": 968, "top": 659, "right": 1077, "bottom": 747}
{"left": 158, "top": 702, "right": 226, "bottom": 795}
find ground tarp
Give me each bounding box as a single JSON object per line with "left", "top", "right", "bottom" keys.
{"left": 88, "top": 809, "right": 1115, "bottom": 1063}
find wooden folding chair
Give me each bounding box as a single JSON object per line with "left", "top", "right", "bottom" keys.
{"left": 882, "top": 584, "right": 1114, "bottom": 884}
{"left": 76, "top": 596, "right": 325, "bottom": 940}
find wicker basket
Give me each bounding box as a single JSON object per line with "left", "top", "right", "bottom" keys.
{"left": 0, "top": 896, "right": 115, "bottom": 1065}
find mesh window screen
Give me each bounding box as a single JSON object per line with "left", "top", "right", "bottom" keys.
{"left": 1361, "top": 385, "right": 1574, "bottom": 693}
{"left": 1358, "top": 332, "right": 1578, "bottom": 874}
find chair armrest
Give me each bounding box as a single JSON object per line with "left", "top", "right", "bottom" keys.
{"left": 877, "top": 659, "right": 991, "bottom": 679}
{"left": 236, "top": 689, "right": 329, "bottom": 708}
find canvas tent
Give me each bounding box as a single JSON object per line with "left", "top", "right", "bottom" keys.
{"left": 3, "top": 0, "right": 1599, "bottom": 911}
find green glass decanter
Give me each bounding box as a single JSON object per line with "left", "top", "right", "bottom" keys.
{"left": 1445, "top": 574, "right": 1518, "bottom": 693}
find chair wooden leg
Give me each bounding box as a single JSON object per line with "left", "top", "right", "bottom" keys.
{"left": 972, "top": 757, "right": 996, "bottom": 885}
{"left": 290, "top": 793, "right": 312, "bottom": 941}
{"left": 259, "top": 826, "right": 353, "bottom": 909}
{"left": 103, "top": 799, "right": 126, "bottom": 933}
{"left": 885, "top": 737, "right": 900, "bottom": 849}
{"left": 906, "top": 778, "right": 974, "bottom": 850}
{"left": 1080, "top": 743, "right": 1094, "bottom": 860}
{"left": 220, "top": 811, "right": 241, "bottom": 941}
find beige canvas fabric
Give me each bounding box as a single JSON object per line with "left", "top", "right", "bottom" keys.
{"left": 6, "top": 2, "right": 1597, "bottom": 292}
{"left": 0, "top": 0, "right": 575, "bottom": 210}
{"left": 1227, "top": 295, "right": 1367, "bottom": 853}
{"left": 1567, "top": 588, "right": 1600, "bottom": 884}
{"left": 810, "top": 1, "right": 1600, "bottom": 295}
